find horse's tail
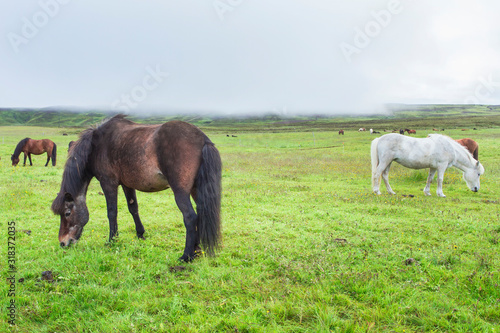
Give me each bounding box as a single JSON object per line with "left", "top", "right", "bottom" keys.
{"left": 195, "top": 140, "right": 222, "bottom": 256}
{"left": 371, "top": 137, "right": 380, "bottom": 187}
{"left": 51, "top": 143, "right": 57, "bottom": 166}
{"left": 474, "top": 146, "right": 479, "bottom": 161}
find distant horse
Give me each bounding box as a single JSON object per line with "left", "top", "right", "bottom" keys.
{"left": 51, "top": 115, "right": 222, "bottom": 262}
{"left": 399, "top": 129, "right": 405, "bottom": 135}
{"left": 405, "top": 129, "right": 416, "bottom": 134}
{"left": 358, "top": 128, "right": 366, "bottom": 132}
{"left": 456, "top": 138, "right": 479, "bottom": 160}
{"left": 11, "top": 138, "right": 57, "bottom": 166}
{"left": 68, "top": 141, "right": 75, "bottom": 152}
{"left": 338, "top": 129, "right": 344, "bottom": 135}
{"left": 371, "top": 133, "right": 484, "bottom": 197}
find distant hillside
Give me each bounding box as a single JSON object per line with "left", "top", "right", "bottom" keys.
{"left": 1, "top": 105, "right": 500, "bottom": 132}
{"left": 0, "top": 109, "right": 109, "bottom": 127}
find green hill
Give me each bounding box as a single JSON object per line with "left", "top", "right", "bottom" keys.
{"left": 1, "top": 104, "right": 500, "bottom": 132}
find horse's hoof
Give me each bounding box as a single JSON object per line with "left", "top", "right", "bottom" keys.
{"left": 179, "top": 254, "right": 195, "bottom": 262}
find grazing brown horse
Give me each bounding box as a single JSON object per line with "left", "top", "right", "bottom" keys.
{"left": 11, "top": 138, "right": 57, "bottom": 166}
{"left": 405, "top": 129, "right": 416, "bottom": 134}
{"left": 51, "top": 115, "right": 222, "bottom": 262}
{"left": 338, "top": 129, "right": 344, "bottom": 135}
{"left": 456, "top": 138, "right": 479, "bottom": 160}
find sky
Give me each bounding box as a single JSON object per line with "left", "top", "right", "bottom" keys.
{"left": 1, "top": 0, "right": 500, "bottom": 116}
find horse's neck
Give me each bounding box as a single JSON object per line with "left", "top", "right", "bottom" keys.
{"left": 451, "top": 144, "right": 474, "bottom": 171}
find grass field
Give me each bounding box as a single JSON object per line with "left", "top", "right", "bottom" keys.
{"left": 1, "top": 112, "right": 499, "bottom": 332}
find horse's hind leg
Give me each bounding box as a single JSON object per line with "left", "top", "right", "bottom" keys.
{"left": 373, "top": 160, "right": 391, "bottom": 194}
{"left": 424, "top": 168, "right": 437, "bottom": 196}
{"left": 172, "top": 188, "right": 198, "bottom": 262}
{"left": 45, "top": 153, "right": 50, "bottom": 167}
{"left": 381, "top": 162, "right": 396, "bottom": 195}
{"left": 122, "top": 185, "right": 145, "bottom": 239}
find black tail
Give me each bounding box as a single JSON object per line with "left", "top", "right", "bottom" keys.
{"left": 195, "top": 141, "right": 222, "bottom": 256}
{"left": 52, "top": 143, "right": 57, "bottom": 166}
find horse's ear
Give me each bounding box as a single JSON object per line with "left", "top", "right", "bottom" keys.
{"left": 476, "top": 161, "right": 480, "bottom": 167}
{"left": 64, "top": 192, "right": 74, "bottom": 203}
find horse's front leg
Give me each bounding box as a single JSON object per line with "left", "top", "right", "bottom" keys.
{"left": 424, "top": 168, "right": 437, "bottom": 196}
{"left": 23, "top": 153, "right": 28, "bottom": 166}
{"left": 28, "top": 154, "right": 33, "bottom": 166}
{"left": 101, "top": 183, "right": 119, "bottom": 242}
{"left": 121, "top": 185, "right": 145, "bottom": 239}
{"left": 436, "top": 168, "right": 447, "bottom": 198}
{"left": 173, "top": 189, "right": 198, "bottom": 262}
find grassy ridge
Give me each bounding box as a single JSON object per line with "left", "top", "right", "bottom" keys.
{"left": 0, "top": 111, "right": 499, "bottom": 332}
{"left": 2, "top": 104, "right": 500, "bottom": 132}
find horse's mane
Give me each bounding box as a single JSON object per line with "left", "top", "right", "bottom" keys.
{"left": 12, "top": 138, "right": 30, "bottom": 158}
{"left": 51, "top": 114, "right": 140, "bottom": 214}
{"left": 51, "top": 128, "right": 95, "bottom": 214}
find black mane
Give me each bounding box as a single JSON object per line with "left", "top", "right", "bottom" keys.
{"left": 12, "top": 138, "right": 30, "bottom": 159}
{"left": 51, "top": 128, "right": 94, "bottom": 214}
{"left": 52, "top": 115, "right": 131, "bottom": 214}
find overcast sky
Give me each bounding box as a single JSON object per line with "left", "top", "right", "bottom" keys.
{"left": 1, "top": 0, "right": 500, "bottom": 115}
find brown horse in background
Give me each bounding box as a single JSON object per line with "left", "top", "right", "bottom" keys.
{"left": 51, "top": 115, "right": 222, "bottom": 262}
{"left": 456, "top": 138, "right": 479, "bottom": 160}
{"left": 338, "top": 129, "right": 344, "bottom": 135}
{"left": 11, "top": 138, "right": 57, "bottom": 166}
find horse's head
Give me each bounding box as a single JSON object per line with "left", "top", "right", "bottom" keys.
{"left": 56, "top": 192, "right": 89, "bottom": 247}
{"left": 463, "top": 161, "right": 485, "bottom": 192}
{"left": 11, "top": 154, "right": 19, "bottom": 166}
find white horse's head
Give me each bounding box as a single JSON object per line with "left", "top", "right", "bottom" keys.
{"left": 463, "top": 161, "right": 485, "bottom": 192}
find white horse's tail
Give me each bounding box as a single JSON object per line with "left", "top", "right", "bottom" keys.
{"left": 371, "top": 137, "right": 380, "bottom": 187}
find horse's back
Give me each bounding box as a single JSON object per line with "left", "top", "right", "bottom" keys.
{"left": 93, "top": 118, "right": 208, "bottom": 192}
{"left": 376, "top": 133, "right": 453, "bottom": 169}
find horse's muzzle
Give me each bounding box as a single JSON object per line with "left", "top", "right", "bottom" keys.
{"left": 59, "top": 238, "right": 75, "bottom": 247}
{"left": 473, "top": 187, "right": 478, "bottom": 192}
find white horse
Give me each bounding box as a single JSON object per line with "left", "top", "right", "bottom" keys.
{"left": 371, "top": 133, "right": 484, "bottom": 197}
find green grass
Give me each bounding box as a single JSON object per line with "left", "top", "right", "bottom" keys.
{"left": 1, "top": 113, "right": 499, "bottom": 332}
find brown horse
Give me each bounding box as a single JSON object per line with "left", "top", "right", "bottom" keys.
{"left": 51, "top": 115, "right": 222, "bottom": 262}
{"left": 338, "top": 129, "right": 344, "bottom": 135}
{"left": 456, "top": 138, "right": 479, "bottom": 160}
{"left": 11, "top": 138, "right": 57, "bottom": 166}
{"left": 405, "top": 129, "right": 416, "bottom": 134}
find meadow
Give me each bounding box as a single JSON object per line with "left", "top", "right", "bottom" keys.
{"left": 1, "top": 113, "right": 499, "bottom": 332}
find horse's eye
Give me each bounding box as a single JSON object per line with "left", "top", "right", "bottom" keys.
{"left": 65, "top": 210, "right": 71, "bottom": 217}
